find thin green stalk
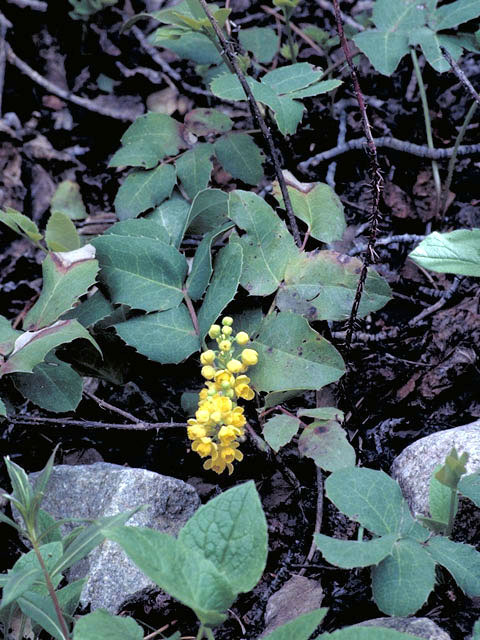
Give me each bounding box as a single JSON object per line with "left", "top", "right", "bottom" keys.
{"left": 410, "top": 48, "right": 442, "bottom": 214}
{"left": 442, "top": 101, "right": 477, "bottom": 216}
{"left": 446, "top": 488, "right": 457, "bottom": 537}
{"left": 282, "top": 9, "right": 297, "bottom": 63}
{"left": 205, "top": 627, "right": 215, "bottom": 640}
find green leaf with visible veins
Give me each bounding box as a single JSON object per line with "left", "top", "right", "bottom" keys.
{"left": 214, "top": 134, "right": 264, "bottom": 185}
{"left": 114, "top": 164, "right": 177, "bottom": 220}
{"left": 73, "top": 610, "right": 144, "bottom": 640}
{"left": 409, "top": 229, "right": 480, "bottom": 276}
{"left": 314, "top": 533, "right": 398, "bottom": 569}
{"left": 434, "top": 0, "right": 480, "bottom": 30}
{"left": 0, "top": 207, "right": 43, "bottom": 244}
{"left": 186, "top": 223, "right": 234, "bottom": 301}
{"left": 0, "top": 315, "right": 22, "bottom": 356}
{"left": 458, "top": 471, "right": 480, "bottom": 508}
{"left": 261, "top": 609, "right": 327, "bottom": 640}
{"left": 45, "top": 212, "right": 81, "bottom": 252}
{"left": 427, "top": 536, "right": 480, "bottom": 597}
{"left": 298, "top": 418, "right": 356, "bottom": 472}
{"left": 262, "top": 414, "right": 300, "bottom": 452}
{"left": 176, "top": 143, "right": 214, "bottom": 200}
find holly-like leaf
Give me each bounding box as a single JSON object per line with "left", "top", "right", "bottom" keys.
{"left": 249, "top": 312, "right": 345, "bottom": 393}
{"left": 214, "top": 133, "right": 264, "bottom": 185}
{"left": 184, "top": 108, "right": 233, "bottom": 136}
{"left": 23, "top": 246, "right": 99, "bottom": 331}
{"left": 186, "top": 223, "right": 234, "bottom": 301}
{"left": 0, "top": 315, "right": 22, "bottom": 357}
{"left": 187, "top": 189, "right": 229, "bottom": 234}
{"left": 114, "top": 305, "right": 200, "bottom": 364}
{"left": 176, "top": 143, "right": 214, "bottom": 200}
{"left": 314, "top": 533, "right": 398, "bottom": 569}
{"left": 50, "top": 180, "right": 87, "bottom": 220}
{"left": 262, "top": 414, "right": 300, "bottom": 452}
{"left": 114, "top": 164, "right": 177, "bottom": 220}
{"left": 228, "top": 191, "right": 298, "bottom": 296}
{"left": 62, "top": 290, "right": 115, "bottom": 328}
{"left": 409, "top": 229, "right": 480, "bottom": 277}
{"left": 146, "top": 192, "right": 190, "bottom": 248}
{"left": 45, "top": 212, "right": 81, "bottom": 252}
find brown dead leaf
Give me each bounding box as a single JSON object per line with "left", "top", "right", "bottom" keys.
{"left": 31, "top": 164, "right": 55, "bottom": 220}
{"left": 147, "top": 87, "right": 192, "bottom": 116}
{"left": 0, "top": 143, "right": 26, "bottom": 210}
{"left": 383, "top": 181, "right": 414, "bottom": 219}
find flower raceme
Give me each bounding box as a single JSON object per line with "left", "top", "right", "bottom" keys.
{"left": 187, "top": 317, "right": 258, "bottom": 475}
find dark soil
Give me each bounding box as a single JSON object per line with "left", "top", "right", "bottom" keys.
{"left": 1, "top": 1, "right": 480, "bottom": 639}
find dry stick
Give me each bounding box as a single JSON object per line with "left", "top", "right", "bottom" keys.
{"left": 329, "top": 0, "right": 382, "bottom": 357}
{"left": 298, "top": 466, "right": 323, "bottom": 576}
{"left": 9, "top": 415, "right": 186, "bottom": 430}
{"left": 197, "top": 0, "right": 302, "bottom": 247}
{"left": 260, "top": 5, "right": 326, "bottom": 57}
{"left": 298, "top": 136, "right": 480, "bottom": 170}
{"left": 0, "top": 17, "right": 7, "bottom": 117}
{"left": 442, "top": 47, "right": 480, "bottom": 109}
{"left": 83, "top": 390, "right": 145, "bottom": 424}
{"left": 5, "top": 43, "right": 136, "bottom": 121}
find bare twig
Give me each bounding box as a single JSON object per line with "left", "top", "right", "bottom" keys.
{"left": 350, "top": 233, "right": 425, "bottom": 256}
{"left": 409, "top": 276, "right": 461, "bottom": 325}
{"left": 299, "top": 467, "right": 323, "bottom": 576}
{"left": 9, "top": 415, "right": 186, "bottom": 430}
{"left": 0, "top": 15, "right": 7, "bottom": 117}
{"left": 83, "top": 390, "right": 145, "bottom": 424}
{"left": 299, "top": 136, "right": 480, "bottom": 170}
{"left": 197, "top": 0, "right": 302, "bottom": 247}
{"left": 260, "top": 5, "right": 326, "bottom": 57}
{"left": 6, "top": 43, "right": 136, "bottom": 121}
{"left": 6, "top": 0, "right": 47, "bottom": 9}
{"left": 317, "top": 0, "right": 365, "bottom": 32}
{"left": 442, "top": 48, "right": 480, "bottom": 108}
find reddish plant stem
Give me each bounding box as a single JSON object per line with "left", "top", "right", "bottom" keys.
{"left": 183, "top": 288, "right": 200, "bottom": 335}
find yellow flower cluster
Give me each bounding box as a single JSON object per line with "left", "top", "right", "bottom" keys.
{"left": 188, "top": 317, "right": 258, "bottom": 475}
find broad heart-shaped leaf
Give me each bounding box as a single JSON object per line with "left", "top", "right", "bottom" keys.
{"left": 427, "top": 536, "right": 480, "bottom": 597}
{"left": 458, "top": 471, "right": 480, "bottom": 507}
{"left": 186, "top": 223, "right": 234, "bottom": 301}
{"left": 248, "top": 312, "right": 345, "bottom": 393}
{"left": 325, "top": 467, "right": 417, "bottom": 537}
{"left": 45, "top": 212, "right": 81, "bottom": 252}
{"left": 409, "top": 229, "right": 480, "bottom": 277}
{"left": 23, "top": 246, "right": 99, "bottom": 331}
{"left": 371, "top": 538, "right": 436, "bottom": 616}
{"left": 262, "top": 414, "right": 300, "bottom": 452}
{"left": 146, "top": 191, "right": 190, "bottom": 248}
{"left": 434, "top": 0, "right": 480, "bottom": 30}
{"left": 179, "top": 481, "right": 268, "bottom": 595}
{"left": 214, "top": 133, "right": 264, "bottom": 185}
{"left": 92, "top": 233, "right": 187, "bottom": 312}
{"left": 273, "top": 178, "right": 345, "bottom": 243}
{"left": 103, "top": 526, "right": 234, "bottom": 626}
{"left": 109, "top": 113, "right": 184, "bottom": 169}
{"left": 276, "top": 251, "right": 392, "bottom": 322}
{"left": 114, "top": 305, "right": 200, "bottom": 364}
{"left": 321, "top": 627, "right": 428, "bottom": 639}
{"left": 114, "top": 164, "right": 177, "bottom": 220}
{"left": 13, "top": 355, "right": 83, "bottom": 413}
{"left": 0, "top": 315, "right": 22, "bottom": 356}
{"left": 176, "top": 143, "right": 214, "bottom": 200}
{"left": 187, "top": 188, "right": 229, "bottom": 235}
{"left": 197, "top": 242, "right": 243, "bottom": 338}
{"left": 261, "top": 608, "right": 327, "bottom": 640}
{"left": 314, "top": 533, "right": 398, "bottom": 569}
{"left": 0, "top": 320, "right": 100, "bottom": 376}
{"left": 184, "top": 108, "right": 233, "bottom": 136}
{"left": 0, "top": 207, "right": 43, "bottom": 244}
{"left": 50, "top": 180, "right": 87, "bottom": 220}
{"left": 228, "top": 191, "right": 298, "bottom": 296}
{"left": 239, "top": 26, "right": 279, "bottom": 64}
{"left": 298, "top": 419, "right": 356, "bottom": 472}
{"left": 73, "top": 609, "right": 144, "bottom": 640}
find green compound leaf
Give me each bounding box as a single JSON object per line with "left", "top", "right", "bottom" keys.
{"left": 298, "top": 418, "right": 356, "bottom": 472}
{"left": 92, "top": 233, "right": 187, "bottom": 312}
{"left": 179, "top": 481, "right": 268, "bottom": 595}
{"left": 176, "top": 143, "right": 214, "bottom": 200}
{"left": 197, "top": 242, "right": 243, "bottom": 338}
{"left": 73, "top": 609, "right": 144, "bottom": 640}
{"left": 314, "top": 533, "right": 398, "bottom": 569}
{"left": 409, "top": 229, "right": 480, "bottom": 277}
{"left": 104, "top": 525, "right": 234, "bottom": 626}
{"left": 24, "top": 246, "right": 99, "bottom": 331}
{"left": 0, "top": 207, "right": 43, "bottom": 244}
{"left": 13, "top": 355, "right": 83, "bottom": 413}
{"left": 146, "top": 191, "right": 191, "bottom": 248}
{"left": 273, "top": 177, "right": 345, "bottom": 243}
{"left": 187, "top": 189, "right": 230, "bottom": 235}
{"left": 114, "top": 305, "right": 200, "bottom": 364}
{"left": 276, "top": 251, "right": 392, "bottom": 322}
{"left": 184, "top": 108, "right": 233, "bottom": 136}
{"left": 214, "top": 133, "right": 264, "bottom": 185}
{"left": 371, "top": 539, "right": 436, "bottom": 616}
{"left": 239, "top": 26, "right": 279, "bottom": 64}
{"left": 109, "top": 113, "right": 184, "bottom": 169}
{"left": 114, "top": 164, "right": 177, "bottom": 220}
{"left": 320, "top": 627, "right": 427, "bottom": 639}
{"left": 427, "top": 536, "right": 480, "bottom": 597}
{"left": 262, "top": 414, "right": 300, "bottom": 452}
{"left": 45, "top": 212, "right": 81, "bottom": 252}
{"left": 458, "top": 471, "right": 480, "bottom": 508}
{"left": 261, "top": 608, "right": 327, "bottom": 640}
{"left": 186, "top": 223, "right": 234, "bottom": 301}
{"left": 0, "top": 315, "right": 22, "bottom": 357}
{"left": 434, "top": 0, "right": 480, "bottom": 30}
{"left": 249, "top": 312, "right": 345, "bottom": 393}
{"left": 228, "top": 190, "right": 297, "bottom": 296}
{"left": 325, "top": 467, "right": 412, "bottom": 536}
{"left": 0, "top": 319, "right": 101, "bottom": 376}
{"left": 50, "top": 180, "right": 87, "bottom": 220}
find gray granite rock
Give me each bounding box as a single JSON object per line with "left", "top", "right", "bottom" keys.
{"left": 29, "top": 462, "right": 200, "bottom": 613}
{"left": 391, "top": 421, "right": 480, "bottom": 516}
{"left": 354, "top": 617, "right": 451, "bottom": 639}
{"left": 263, "top": 575, "right": 323, "bottom": 636}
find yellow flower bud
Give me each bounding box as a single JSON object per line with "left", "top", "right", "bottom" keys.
{"left": 222, "top": 326, "right": 233, "bottom": 336}
{"left": 241, "top": 348, "right": 258, "bottom": 366}
{"left": 219, "top": 340, "right": 232, "bottom": 351}
{"left": 236, "top": 331, "right": 249, "bottom": 345}
{"left": 208, "top": 324, "right": 221, "bottom": 338}
{"left": 195, "top": 408, "right": 210, "bottom": 423}
{"left": 201, "top": 365, "right": 215, "bottom": 379}
{"left": 200, "top": 350, "right": 216, "bottom": 365}
{"left": 211, "top": 411, "right": 222, "bottom": 423}
{"left": 222, "top": 316, "right": 233, "bottom": 326}
{"left": 227, "top": 358, "right": 242, "bottom": 374}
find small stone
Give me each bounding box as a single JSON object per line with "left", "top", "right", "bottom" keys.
{"left": 263, "top": 575, "right": 323, "bottom": 636}
{"left": 391, "top": 420, "right": 480, "bottom": 516}
{"left": 28, "top": 462, "right": 200, "bottom": 613}
{"left": 354, "top": 616, "right": 451, "bottom": 639}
